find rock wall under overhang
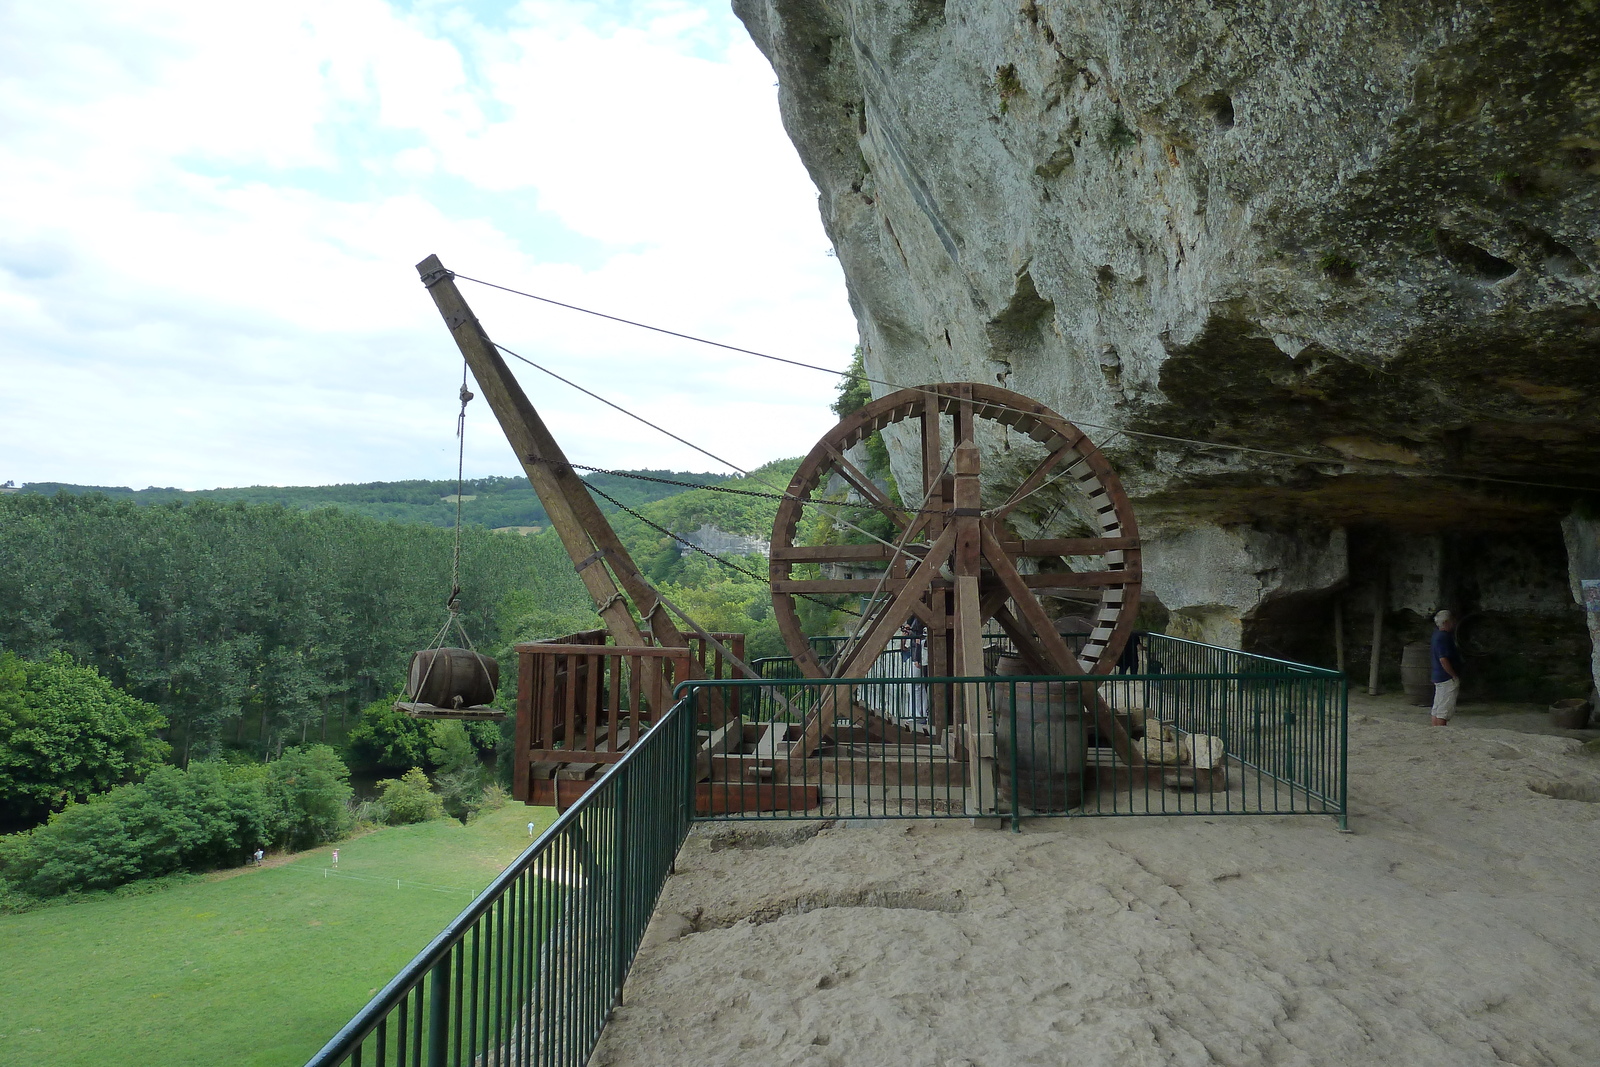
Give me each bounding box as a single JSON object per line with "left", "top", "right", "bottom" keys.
{"left": 736, "top": 0, "right": 1600, "bottom": 701}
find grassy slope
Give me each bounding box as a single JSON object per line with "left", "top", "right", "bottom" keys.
{"left": 0, "top": 804, "right": 556, "bottom": 1067}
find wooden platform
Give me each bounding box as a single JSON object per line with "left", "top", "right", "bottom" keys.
{"left": 395, "top": 701, "right": 506, "bottom": 721}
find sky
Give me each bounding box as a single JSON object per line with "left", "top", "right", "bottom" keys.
{"left": 0, "top": 0, "right": 858, "bottom": 490}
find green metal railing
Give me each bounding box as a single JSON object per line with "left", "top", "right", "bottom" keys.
{"left": 302, "top": 696, "right": 696, "bottom": 1067}
{"left": 684, "top": 632, "right": 1347, "bottom": 829}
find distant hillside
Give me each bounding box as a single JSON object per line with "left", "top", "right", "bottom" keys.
{"left": 17, "top": 470, "right": 733, "bottom": 530}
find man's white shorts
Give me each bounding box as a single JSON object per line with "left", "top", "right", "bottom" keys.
{"left": 1431, "top": 678, "right": 1459, "bottom": 721}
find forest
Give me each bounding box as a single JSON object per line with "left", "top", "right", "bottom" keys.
{"left": 0, "top": 367, "right": 881, "bottom": 900}
{"left": 14, "top": 468, "right": 731, "bottom": 530}
{"left": 0, "top": 457, "right": 815, "bottom": 897}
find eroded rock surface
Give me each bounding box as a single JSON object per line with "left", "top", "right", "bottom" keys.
{"left": 736, "top": 0, "right": 1600, "bottom": 689}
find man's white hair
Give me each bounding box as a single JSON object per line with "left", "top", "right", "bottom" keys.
{"left": 1434, "top": 609, "right": 1453, "bottom": 625}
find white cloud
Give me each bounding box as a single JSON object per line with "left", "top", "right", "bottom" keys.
{"left": 0, "top": 0, "right": 855, "bottom": 490}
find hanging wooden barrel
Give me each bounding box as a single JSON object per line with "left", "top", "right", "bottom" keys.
{"left": 1400, "top": 642, "right": 1434, "bottom": 706}
{"left": 408, "top": 647, "right": 500, "bottom": 710}
{"left": 990, "top": 670, "right": 1085, "bottom": 813}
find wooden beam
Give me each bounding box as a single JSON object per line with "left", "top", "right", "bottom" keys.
{"left": 988, "top": 438, "right": 1081, "bottom": 522}
{"left": 415, "top": 256, "right": 696, "bottom": 667}
{"left": 978, "top": 525, "right": 1140, "bottom": 766}
{"left": 782, "top": 524, "right": 960, "bottom": 764}
{"left": 820, "top": 442, "right": 910, "bottom": 528}
{"left": 770, "top": 544, "right": 900, "bottom": 562}
{"left": 771, "top": 577, "right": 952, "bottom": 594}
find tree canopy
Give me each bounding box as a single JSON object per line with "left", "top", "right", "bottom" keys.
{"left": 0, "top": 652, "right": 168, "bottom": 829}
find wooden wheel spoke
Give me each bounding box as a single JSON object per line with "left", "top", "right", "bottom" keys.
{"left": 979, "top": 525, "right": 1139, "bottom": 764}
{"left": 987, "top": 439, "right": 1080, "bottom": 522}
{"left": 772, "top": 382, "right": 1140, "bottom": 683}
{"left": 820, "top": 442, "right": 910, "bottom": 529}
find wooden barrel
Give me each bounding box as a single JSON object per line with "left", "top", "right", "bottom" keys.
{"left": 1400, "top": 642, "right": 1434, "bottom": 706}
{"left": 408, "top": 647, "right": 499, "bottom": 709}
{"left": 991, "top": 679, "right": 1084, "bottom": 812}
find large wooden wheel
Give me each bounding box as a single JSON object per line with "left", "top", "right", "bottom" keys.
{"left": 769, "top": 383, "right": 1141, "bottom": 688}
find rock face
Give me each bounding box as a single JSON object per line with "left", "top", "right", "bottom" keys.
{"left": 736, "top": 0, "right": 1600, "bottom": 697}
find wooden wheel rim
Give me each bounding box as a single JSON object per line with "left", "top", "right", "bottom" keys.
{"left": 769, "top": 382, "right": 1141, "bottom": 678}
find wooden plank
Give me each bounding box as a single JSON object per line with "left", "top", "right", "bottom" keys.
{"left": 562, "top": 653, "right": 580, "bottom": 755}
{"left": 528, "top": 777, "right": 598, "bottom": 810}
{"left": 528, "top": 749, "right": 624, "bottom": 764}
{"left": 770, "top": 544, "right": 900, "bottom": 562}
{"left": 695, "top": 781, "right": 820, "bottom": 815}
{"left": 696, "top": 718, "right": 745, "bottom": 780}
{"left": 582, "top": 652, "right": 601, "bottom": 754}
{"left": 606, "top": 653, "right": 621, "bottom": 754}
{"left": 817, "top": 759, "right": 965, "bottom": 788}
{"left": 708, "top": 754, "right": 775, "bottom": 781}
{"left": 627, "top": 655, "right": 643, "bottom": 738}
{"left": 770, "top": 577, "right": 953, "bottom": 595}
{"left": 513, "top": 652, "right": 533, "bottom": 802}
{"left": 395, "top": 702, "right": 505, "bottom": 720}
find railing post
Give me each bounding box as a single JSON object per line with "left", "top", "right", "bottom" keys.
{"left": 426, "top": 955, "right": 450, "bottom": 1067}
{"left": 613, "top": 756, "right": 630, "bottom": 1007}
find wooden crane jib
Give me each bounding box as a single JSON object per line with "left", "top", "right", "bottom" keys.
{"left": 416, "top": 255, "right": 752, "bottom": 805}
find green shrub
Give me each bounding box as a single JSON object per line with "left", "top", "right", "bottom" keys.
{"left": 0, "top": 760, "right": 279, "bottom": 897}
{"left": 0, "top": 651, "right": 169, "bottom": 829}
{"left": 267, "top": 745, "right": 353, "bottom": 849}
{"left": 377, "top": 768, "right": 445, "bottom": 824}
{"left": 346, "top": 697, "right": 432, "bottom": 772}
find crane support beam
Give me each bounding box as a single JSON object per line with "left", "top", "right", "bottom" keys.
{"left": 416, "top": 255, "right": 694, "bottom": 663}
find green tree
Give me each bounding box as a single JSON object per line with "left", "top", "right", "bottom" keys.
{"left": 376, "top": 767, "right": 445, "bottom": 824}
{"left": 428, "top": 721, "right": 488, "bottom": 822}
{"left": 345, "top": 697, "right": 433, "bottom": 771}
{"left": 267, "top": 745, "right": 352, "bottom": 849}
{"left": 0, "top": 652, "right": 169, "bottom": 829}
{"left": 0, "top": 760, "right": 277, "bottom": 897}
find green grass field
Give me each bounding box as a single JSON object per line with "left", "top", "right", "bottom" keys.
{"left": 0, "top": 804, "right": 557, "bottom": 1067}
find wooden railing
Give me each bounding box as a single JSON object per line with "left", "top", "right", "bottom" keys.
{"left": 512, "top": 630, "right": 746, "bottom": 808}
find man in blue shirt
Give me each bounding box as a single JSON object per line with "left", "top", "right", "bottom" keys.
{"left": 1430, "top": 609, "right": 1461, "bottom": 726}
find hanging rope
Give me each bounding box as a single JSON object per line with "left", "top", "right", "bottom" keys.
{"left": 450, "top": 363, "right": 472, "bottom": 612}
{"left": 403, "top": 365, "right": 496, "bottom": 713}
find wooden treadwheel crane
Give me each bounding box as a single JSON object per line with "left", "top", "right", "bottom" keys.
{"left": 413, "top": 254, "right": 1148, "bottom": 814}
{"left": 769, "top": 382, "right": 1146, "bottom": 770}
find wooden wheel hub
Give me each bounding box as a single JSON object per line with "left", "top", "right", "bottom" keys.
{"left": 769, "top": 383, "right": 1141, "bottom": 683}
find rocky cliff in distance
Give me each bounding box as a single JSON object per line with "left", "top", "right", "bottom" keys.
{"left": 736, "top": 0, "right": 1600, "bottom": 700}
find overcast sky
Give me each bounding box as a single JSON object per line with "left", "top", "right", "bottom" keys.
{"left": 0, "top": 0, "right": 857, "bottom": 491}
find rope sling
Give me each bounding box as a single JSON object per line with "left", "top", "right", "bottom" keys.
{"left": 398, "top": 365, "right": 504, "bottom": 720}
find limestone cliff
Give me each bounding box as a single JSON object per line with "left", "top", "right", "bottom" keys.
{"left": 736, "top": 0, "right": 1600, "bottom": 699}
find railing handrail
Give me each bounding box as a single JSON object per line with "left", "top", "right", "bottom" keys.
{"left": 676, "top": 669, "right": 1344, "bottom": 695}
{"left": 303, "top": 696, "right": 690, "bottom": 1067}
{"left": 1140, "top": 632, "right": 1344, "bottom": 678}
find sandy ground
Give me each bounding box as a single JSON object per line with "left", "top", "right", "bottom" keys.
{"left": 592, "top": 693, "right": 1600, "bottom": 1067}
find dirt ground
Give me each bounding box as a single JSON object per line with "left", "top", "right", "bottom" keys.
{"left": 592, "top": 693, "right": 1600, "bottom": 1067}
